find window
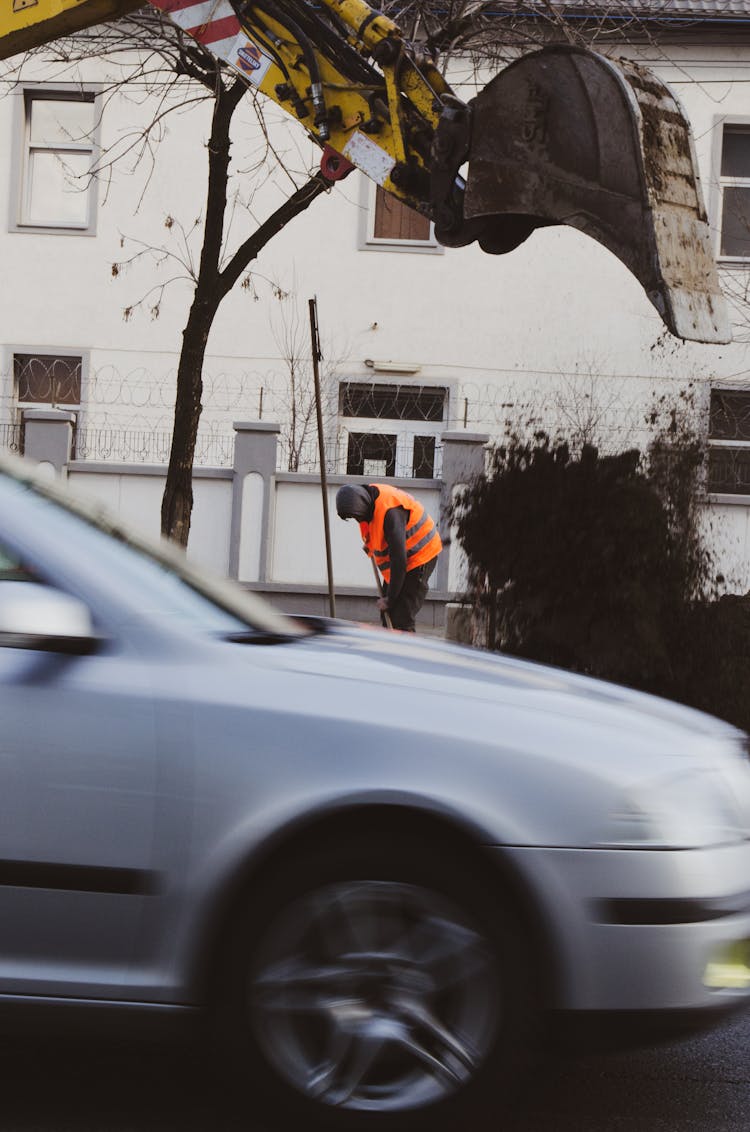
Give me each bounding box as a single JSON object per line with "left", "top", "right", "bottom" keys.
{"left": 361, "top": 179, "right": 440, "bottom": 252}
{"left": 373, "top": 187, "right": 431, "bottom": 242}
{"left": 15, "top": 89, "right": 98, "bottom": 232}
{"left": 708, "top": 388, "right": 750, "bottom": 495}
{"left": 718, "top": 125, "right": 750, "bottom": 260}
{"left": 14, "top": 353, "right": 82, "bottom": 407}
{"left": 13, "top": 351, "right": 83, "bottom": 457}
{"left": 339, "top": 382, "right": 447, "bottom": 479}
{"left": 347, "top": 432, "right": 397, "bottom": 478}
{"left": 341, "top": 384, "right": 445, "bottom": 421}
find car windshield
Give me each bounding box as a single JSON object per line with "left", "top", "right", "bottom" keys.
{"left": 0, "top": 458, "right": 308, "bottom": 641}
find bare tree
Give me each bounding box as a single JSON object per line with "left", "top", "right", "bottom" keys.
{"left": 265, "top": 286, "right": 344, "bottom": 474}
{"left": 1, "top": 0, "right": 706, "bottom": 545}
{"left": 384, "top": 0, "right": 672, "bottom": 72}
{"left": 150, "top": 69, "right": 332, "bottom": 544}
{"left": 3, "top": 10, "right": 335, "bottom": 545}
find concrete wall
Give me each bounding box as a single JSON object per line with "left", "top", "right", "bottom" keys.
{"left": 17, "top": 405, "right": 750, "bottom": 628}
{"left": 19, "top": 410, "right": 488, "bottom": 629}
{"left": 69, "top": 465, "right": 234, "bottom": 576}
{"left": 268, "top": 477, "right": 440, "bottom": 588}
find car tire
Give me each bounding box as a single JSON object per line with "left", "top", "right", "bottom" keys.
{"left": 214, "top": 831, "right": 540, "bottom": 1131}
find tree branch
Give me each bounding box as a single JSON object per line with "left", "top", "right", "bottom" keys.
{"left": 217, "top": 170, "right": 333, "bottom": 297}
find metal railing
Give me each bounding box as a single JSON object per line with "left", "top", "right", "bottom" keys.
{"left": 74, "top": 428, "right": 235, "bottom": 467}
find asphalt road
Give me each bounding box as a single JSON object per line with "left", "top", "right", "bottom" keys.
{"left": 506, "top": 1010, "right": 750, "bottom": 1131}
{"left": 0, "top": 1011, "right": 748, "bottom": 1131}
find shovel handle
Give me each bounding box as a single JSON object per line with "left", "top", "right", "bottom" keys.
{"left": 370, "top": 558, "right": 393, "bottom": 629}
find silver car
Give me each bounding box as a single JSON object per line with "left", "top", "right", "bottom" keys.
{"left": 1, "top": 453, "right": 750, "bottom": 1130}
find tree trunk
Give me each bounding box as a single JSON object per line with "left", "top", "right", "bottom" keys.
{"left": 160, "top": 296, "right": 217, "bottom": 545}
{"left": 160, "top": 78, "right": 239, "bottom": 546}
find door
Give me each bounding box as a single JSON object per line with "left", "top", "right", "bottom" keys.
{"left": 0, "top": 541, "right": 160, "bottom": 998}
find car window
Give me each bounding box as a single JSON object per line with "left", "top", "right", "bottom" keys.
{"left": 0, "top": 462, "right": 307, "bottom": 640}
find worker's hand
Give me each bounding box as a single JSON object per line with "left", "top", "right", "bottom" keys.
{"left": 377, "top": 597, "right": 389, "bottom": 613}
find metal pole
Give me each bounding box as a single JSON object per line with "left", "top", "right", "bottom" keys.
{"left": 309, "top": 297, "right": 336, "bottom": 618}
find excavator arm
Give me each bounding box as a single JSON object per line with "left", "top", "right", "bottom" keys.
{"left": 0, "top": 0, "right": 731, "bottom": 343}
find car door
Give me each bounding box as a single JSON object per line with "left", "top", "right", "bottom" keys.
{"left": 0, "top": 542, "right": 161, "bottom": 999}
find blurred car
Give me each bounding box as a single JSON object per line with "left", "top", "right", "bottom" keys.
{"left": 1, "top": 452, "right": 750, "bottom": 1130}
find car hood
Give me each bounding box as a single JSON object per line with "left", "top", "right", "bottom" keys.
{"left": 263, "top": 619, "right": 741, "bottom": 751}
{"left": 204, "top": 619, "right": 750, "bottom": 850}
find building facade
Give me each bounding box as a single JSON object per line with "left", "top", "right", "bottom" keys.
{"left": 3, "top": 3, "right": 750, "bottom": 625}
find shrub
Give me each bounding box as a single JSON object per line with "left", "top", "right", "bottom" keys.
{"left": 451, "top": 424, "right": 750, "bottom": 731}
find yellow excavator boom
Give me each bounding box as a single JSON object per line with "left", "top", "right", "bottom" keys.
{"left": 1, "top": 0, "right": 141, "bottom": 58}
{"left": 0, "top": 0, "right": 732, "bottom": 344}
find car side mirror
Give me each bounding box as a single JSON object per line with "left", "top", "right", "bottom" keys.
{"left": 0, "top": 582, "right": 100, "bottom": 655}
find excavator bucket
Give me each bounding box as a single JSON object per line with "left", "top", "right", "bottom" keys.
{"left": 463, "top": 45, "right": 730, "bottom": 344}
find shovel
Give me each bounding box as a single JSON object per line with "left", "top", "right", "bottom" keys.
{"left": 370, "top": 559, "right": 393, "bottom": 630}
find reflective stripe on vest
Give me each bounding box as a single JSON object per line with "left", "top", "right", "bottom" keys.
{"left": 359, "top": 483, "right": 442, "bottom": 582}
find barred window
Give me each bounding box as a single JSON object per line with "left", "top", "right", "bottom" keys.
{"left": 16, "top": 88, "right": 97, "bottom": 232}
{"left": 718, "top": 125, "right": 750, "bottom": 259}
{"left": 340, "top": 384, "right": 445, "bottom": 421}
{"left": 413, "top": 435, "right": 436, "bottom": 479}
{"left": 339, "top": 382, "right": 446, "bottom": 480}
{"left": 14, "top": 353, "right": 82, "bottom": 406}
{"left": 347, "top": 432, "right": 397, "bottom": 478}
{"left": 708, "top": 388, "right": 750, "bottom": 495}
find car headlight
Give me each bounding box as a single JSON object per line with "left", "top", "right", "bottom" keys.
{"left": 597, "top": 768, "right": 750, "bottom": 849}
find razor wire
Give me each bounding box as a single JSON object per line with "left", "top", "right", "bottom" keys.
{"left": 0, "top": 358, "right": 724, "bottom": 482}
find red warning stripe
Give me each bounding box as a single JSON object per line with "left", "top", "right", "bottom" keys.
{"left": 189, "top": 12, "right": 240, "bottom": 42}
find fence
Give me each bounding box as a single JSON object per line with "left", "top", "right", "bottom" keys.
{"left": 10, "top": 407, "right": 750, "bottom": 612}
{"left": 8, "top": 413, "right": 493, "bottom": 629}
{"left": 74, "top": 427, "right": 235, "bottom": 467}
{"left": 0, "top": 421, "right": 235, "bottom": 467}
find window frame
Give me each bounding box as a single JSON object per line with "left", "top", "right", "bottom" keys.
{"left": 10, "top": 84, "right": 101, "bottom": 236}
{"left": 707, "top": 385, "right": 750, "bottom": 501}
{"left": 11, "top": 347, "right": 87, "bottom": 412}
{"left": 358, "top": 176, "right": 443, "bottom": 255}
{"left": 713, "top": 116, "right": 750, "bottom": 265}
{"left": 7, "top": 346, "right": 88, "bottom": 457}
{"left": 337, "top": 379, "right": 450, "bottom": 480}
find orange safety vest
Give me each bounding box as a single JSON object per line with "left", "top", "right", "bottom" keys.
{"left": 360, "top": 484, "right": 442, "bottom": 583}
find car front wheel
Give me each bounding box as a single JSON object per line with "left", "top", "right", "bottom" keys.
{"left": 216, "top": 836, "right": 539, "bottom": 1130}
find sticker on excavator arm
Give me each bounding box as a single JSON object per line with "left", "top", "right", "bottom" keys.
{"left": 343, "top": 131, "right": 396, "bottom": 186}
{"left": 226, "top": 36, "right": 272, "bottom": 84}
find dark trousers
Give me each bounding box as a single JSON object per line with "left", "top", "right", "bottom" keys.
{"left": 382, "top": 557, "right": 438, "bottom": 632}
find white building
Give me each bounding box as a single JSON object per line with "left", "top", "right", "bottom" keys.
{"left": 2, "top": 0, "right": 750, "bottom": 625}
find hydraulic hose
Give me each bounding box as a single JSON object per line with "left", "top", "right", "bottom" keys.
{"left": 248, "top": 0, "right": 330, "bottom": 138}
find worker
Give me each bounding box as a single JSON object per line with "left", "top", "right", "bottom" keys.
{"left": 336, "top": 483, "right": 442, "bottom": 632}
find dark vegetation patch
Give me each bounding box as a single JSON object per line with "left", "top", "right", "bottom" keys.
{"left": 451, "top": 418, "right": 750, "bottom": 732}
